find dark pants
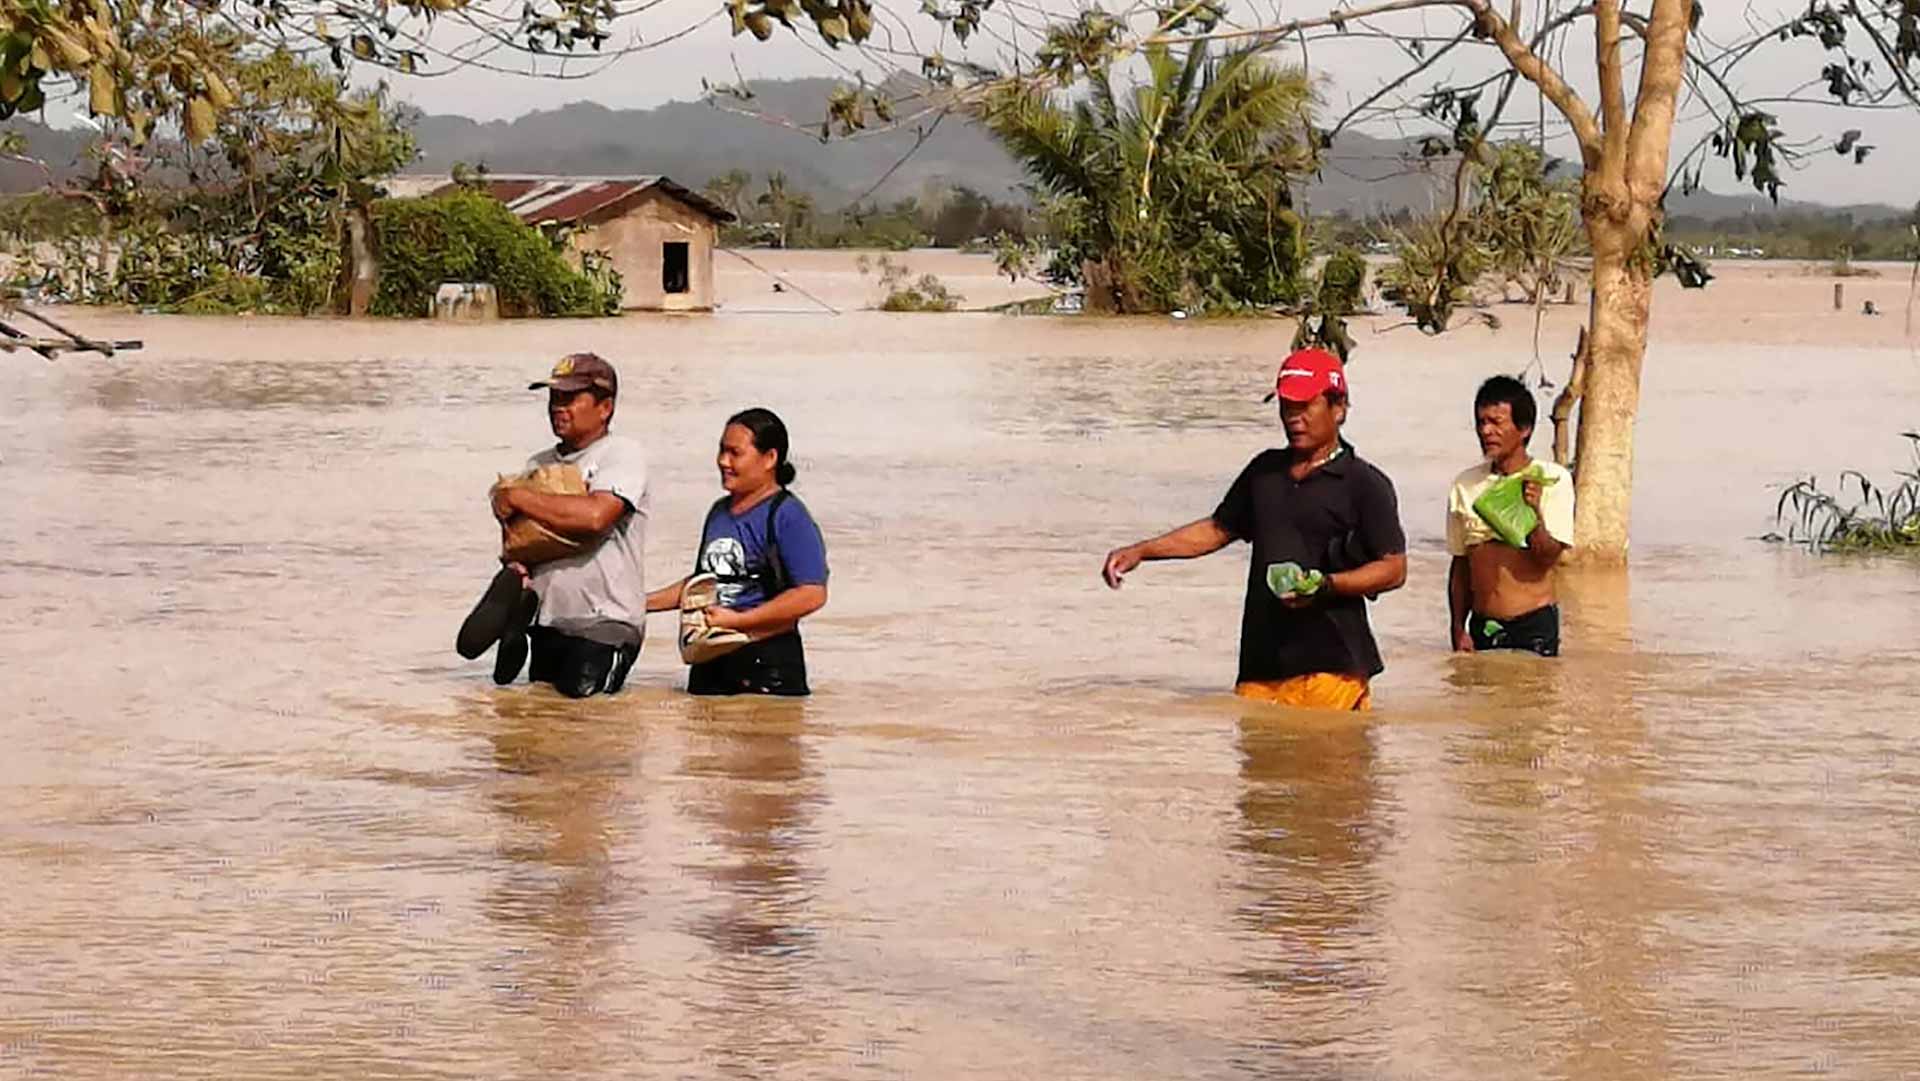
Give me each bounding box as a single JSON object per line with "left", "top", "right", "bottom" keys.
{"left": 688, "top": 632, "right": 810, "bottom": 697}
{"left": 1470, "top": 604, "right": 1560, "bottom": 657}
{"left": 529, "top": 627, "right": 639, "bottom": 698}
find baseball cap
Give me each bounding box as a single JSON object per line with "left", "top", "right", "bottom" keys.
{"left": 1262, "top": 348, "right": 1347, "bottom": 403}
{"left": 529, "top": 352, "right": 618, "bottom": 395}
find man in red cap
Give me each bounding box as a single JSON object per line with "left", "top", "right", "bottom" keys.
{"left": 1101, "top": 348, "right": 1408, "bottom": 710}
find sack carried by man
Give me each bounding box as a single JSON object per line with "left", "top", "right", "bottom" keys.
{"left": 678, "top": 572, "right": 751, "bottom": 665}
{"left": 1265, "top": 561, "right": 1325, "bottom": 600}
{"left": 1471, "top": 463, "right": 1558, "bottom": 549}
{"left": 493, "top": 463, "right": 587, "bottom": 566}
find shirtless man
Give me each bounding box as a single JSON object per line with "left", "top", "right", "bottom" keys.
{"left": 1446, "top": 375, "right": 1575, "bottom": 656}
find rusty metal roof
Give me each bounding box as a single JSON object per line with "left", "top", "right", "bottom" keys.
{"left": 417, "top": 175, "right": 736, "bottom": 225}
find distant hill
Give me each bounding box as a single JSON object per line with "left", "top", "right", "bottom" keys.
{"left": 0, "top": 123, "right": 96, "bottom": 190}
{"left": 407, "top": 78, "right": 1026, "bottom": 206}
{"left": 5, "top": 77, "right": 1909, "bottom": 222}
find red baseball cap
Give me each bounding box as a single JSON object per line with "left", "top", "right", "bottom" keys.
{"left": 1263, "top": 348, "right": 1348, "bottom": 403}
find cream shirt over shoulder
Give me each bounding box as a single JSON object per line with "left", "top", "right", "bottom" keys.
{"left": 1446, "top": 458, "right": 1575, "bottom": 556}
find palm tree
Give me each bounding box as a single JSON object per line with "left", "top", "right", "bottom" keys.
{"left": 978, "top": 41, "right": 1317, "bottom": 313}
{"left": 754, "top": 171, "right": 813, "bottom": 248}
{"left": 703, "top": 168, "right": 752, "bottom": 219}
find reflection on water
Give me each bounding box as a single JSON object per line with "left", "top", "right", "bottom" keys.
{"left": 480, "top": 693, "right": 646, "bottom": 1078}
{"left": 483, "top": 694, "right": 630, "bottom": 975}
{"left": 1234, "top": 713, "right": 1383, "bottom": 996}
{"left": 3, "top": 311, "right": 1919, "bottom": 1078}
{"left": 675, "top": 699, "right": 829, "bottom": 1077}
{"left": 1231, "top": 710, "right": 1386, "bottom": 1075}
{"left": 679, "top": 700, "right": 819, "bottom": 958}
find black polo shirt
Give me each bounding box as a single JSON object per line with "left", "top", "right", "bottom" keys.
{"left": 1211, "top": 441, "right": 1406, "bottom": 684}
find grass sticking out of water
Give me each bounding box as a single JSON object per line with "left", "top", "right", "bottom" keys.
{"left": 1771, "top": 432, "right": 1920, "bottom": 552}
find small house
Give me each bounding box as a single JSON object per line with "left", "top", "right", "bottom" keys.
{"left": 411, "top": 174, "right": 736, "bottom": 312}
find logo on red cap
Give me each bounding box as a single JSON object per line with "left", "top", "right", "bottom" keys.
{"left": 1267, "top": 348, "right": 1347, "bottom": 403}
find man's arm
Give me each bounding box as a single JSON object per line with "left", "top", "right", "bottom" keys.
{"left": 1448, "top": 555, "right": 1475, "bottom": 652}
{"left": 494, "top": 487, "right": 628, "bottom": 540}
{"left": 1329, "top": 552, "right": 1407, "bottom": 600}
{"left": 1521, "top": 479, "right": 1568, "bottom": 567}
{"left": 1102, "top": 518, "right": 1235, "bottom": 589}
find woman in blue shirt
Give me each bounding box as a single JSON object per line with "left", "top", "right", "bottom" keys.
{"left": 647, "top": 408, "right": 829, "bottom": 696}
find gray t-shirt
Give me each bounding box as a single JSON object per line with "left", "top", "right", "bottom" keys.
{"left": 525, "top": 433, "right": 649, "bottom": 646}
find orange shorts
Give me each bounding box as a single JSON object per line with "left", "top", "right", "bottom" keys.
{"left": 1234, "top": 672, "right": 1372, "bottom": 712}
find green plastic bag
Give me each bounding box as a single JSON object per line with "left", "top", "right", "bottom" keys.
{"left": 1471, "top": 463, "right": 1558, "bottom": 548}
{"left": 1266, "top": 561, "right": 1325, "bottom": 600}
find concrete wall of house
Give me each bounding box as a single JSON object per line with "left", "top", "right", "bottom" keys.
{"left": 572, "top": 191, "right": 717, "bottom": 311}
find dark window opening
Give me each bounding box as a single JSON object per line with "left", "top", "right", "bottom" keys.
{"left": 663, "top": 242, "right": 690, "bottom": 294}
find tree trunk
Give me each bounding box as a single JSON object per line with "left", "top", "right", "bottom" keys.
{"left": 96, "top": 214, "right": 113, "bottom": 294}
{"left": 1082, "top": 257, "right": 1122, "bottom": 314}
{"left": 1569, "top": 221, "right": 1650, "bottom": 563}
{"left": 344, "top": 205, "right": 377, "bottom": 317}
{"left": 1550, "top": 325, "right": 1589, "bottom": 467}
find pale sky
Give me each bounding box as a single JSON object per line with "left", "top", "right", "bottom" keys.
{"left": 65, "top": 0, "right": 1920, "bottom": 206}
{"left": 365, "top": 0, "right": 1920, "bottom": 206}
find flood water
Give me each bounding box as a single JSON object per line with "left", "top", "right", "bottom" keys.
{"left": 4, "top": 303, "right": 1920, "bottom": 1079}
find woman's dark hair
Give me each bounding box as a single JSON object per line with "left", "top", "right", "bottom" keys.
{"left": 727, "top": 407, "right": 796, "bottom": 486}
{"left": 1474, "top": 375, "right": 1536, "bottom": 433}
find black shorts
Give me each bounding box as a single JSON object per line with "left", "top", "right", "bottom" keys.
{"left": 529, "top": 627, "right": 640, "bottom": 698}
{"left": 687, "top": 632, "right": 810, "bottom": 697}
{"left": 1469, "top": 604, "right": 1560, "bottom": 657}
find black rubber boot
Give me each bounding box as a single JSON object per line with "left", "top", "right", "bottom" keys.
{"left": 458, "top": 567, "right": 525, "bottom": 659}
{"left": 492, "top": 589, "right": 539, "bottom": 685}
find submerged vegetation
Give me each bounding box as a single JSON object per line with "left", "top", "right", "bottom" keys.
{"left": 856, "top": 253, "right": 963, "bottom": 312}
{"left": 371, "top": 192, "right": 621, "bottom": 317}
{"left": 0, "top": 51, "right": 618, "bottom": 318}
{"left": 1771, "top": 433, "right": 1920, "bottom": 552}
{"left": 977, "top": 38, "right": 1317, "bottom": 315}
{"left": 1376, "top": 141, "right": 1583, "bottom": 333}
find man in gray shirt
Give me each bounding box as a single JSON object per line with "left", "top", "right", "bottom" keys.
{"left": 458, "top": 352, "right": 649, "bottom": 697}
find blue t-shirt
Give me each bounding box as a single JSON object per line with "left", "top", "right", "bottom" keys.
{"left": 696, "top": 491, "right": 829, "bottom": 612}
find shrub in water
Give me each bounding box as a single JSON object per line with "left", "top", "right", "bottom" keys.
{"left": 371, "top": 191, "right": 621, "bottom": 317}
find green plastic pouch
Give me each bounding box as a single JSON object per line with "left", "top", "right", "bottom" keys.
{"left": 1470, "top": 463, "right": 1557, "bottom": 548}
{"left": 1265, "top": 561, "right": 1325, "bottom": 600}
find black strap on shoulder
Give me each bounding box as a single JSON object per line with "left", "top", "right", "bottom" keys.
{"left": 761, "top": 488, "right": 793, "bottom": 597}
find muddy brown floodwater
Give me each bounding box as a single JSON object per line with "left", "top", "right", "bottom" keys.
{"left": 4, "top": 280, "right": 1920, "bottom": 1078}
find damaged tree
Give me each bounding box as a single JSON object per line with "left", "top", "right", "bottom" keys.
{"left": 0, "top": 300, "right": 139, "bottom": 358}
{"left": 9, "top": 0, "right": 1920, "bottom": 555}
{"left": 710, "top": 0, "right": 1920, "bottom": 562}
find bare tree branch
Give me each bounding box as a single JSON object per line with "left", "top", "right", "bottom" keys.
{"left": 1843, "top": 0, "right": 1920, "bottom": 103}
{"left": 1596, "top": 0, "right": 1629, "bottom": 171}
{"left": 1145, "top": 0, "right": 1603, "bottom": 160}
{"left": 1469, "top": 2, "right": 1601, "bottom": 162}
{"left": 1328, "top": 26, "right": 1475, "bottom": 137}
{"left": 847, "top": 110, "right": 950, "bottom": 204}
{"left": 1143, "top": 0, "right": 1471, "bottom": 45}
{"left": 1623, "top": 0, "right": 1694, "bottom": 202}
